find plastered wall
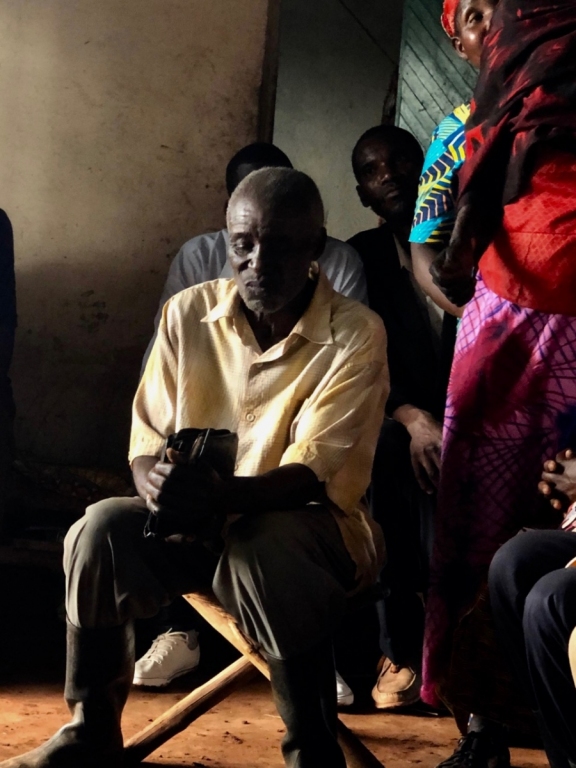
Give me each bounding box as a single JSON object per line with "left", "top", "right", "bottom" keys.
{"left": 274, "top": 0, "right": 404, "bottom": 241}
{"left": 0, "top": 0, "right": 270, "bottom": 467}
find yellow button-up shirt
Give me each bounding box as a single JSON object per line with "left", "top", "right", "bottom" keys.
{"left": 130, "top": 269, "right": 389, "bottom": 586}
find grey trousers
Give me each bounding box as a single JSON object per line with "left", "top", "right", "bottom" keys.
{"left": 63, "top": 497, "right": 357, "bottom": 660}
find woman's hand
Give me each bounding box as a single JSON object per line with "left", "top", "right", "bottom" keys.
{"left": 430, "top": 242, "right": 477, "bottom": 307}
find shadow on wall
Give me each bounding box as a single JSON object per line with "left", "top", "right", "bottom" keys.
{"left": 12, "top": 263, "right": 150, "bottom": 468}
{"left": 0, "top": 0, "right": 270, "bottom": 467}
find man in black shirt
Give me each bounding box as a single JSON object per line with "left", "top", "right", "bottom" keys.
{"left": 349, "top": 125, "right": 456, "bottom": 709}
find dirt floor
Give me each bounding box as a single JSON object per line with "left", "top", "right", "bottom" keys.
{"left": 0, "top": 563, "right": 550, "bottom": 768}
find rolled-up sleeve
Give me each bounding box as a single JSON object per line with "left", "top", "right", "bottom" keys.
{"left": 280, "top": 322, "right": 389, "bottom": 512}
{"left": 129, "top": 301, "right": 179, "bottom": 462}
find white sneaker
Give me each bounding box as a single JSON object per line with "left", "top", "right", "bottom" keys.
{"left": 133, "top": 630, "right": 200, "bottom": 687}
{"left": 336, "top": 671, "right": 354, "bottom": 707}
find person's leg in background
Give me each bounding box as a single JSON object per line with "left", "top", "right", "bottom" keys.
{"left": 133, "top": 598, "right": 201, "bottom": 687}
{"left": 369, "top": 418, "right": 432, "bottom": 709}
{"left": 489, "top": 530, "right": 576, "bottom": 768}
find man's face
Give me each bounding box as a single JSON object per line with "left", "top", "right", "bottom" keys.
{"left": 227, "top": 194, "right": 325, "bottom": 316}
{"left": 453, "top": 0, "right": 498, "bottom": 68}
{"left": 355, "top": 138, "right": 421, "bottom": 223}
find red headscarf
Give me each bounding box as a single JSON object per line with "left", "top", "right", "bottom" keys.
{"left": 459, "top": 0, "right": 576, "bottom": 208}
{"left": 441, "top": 0, "right": 459, "bottom": 37}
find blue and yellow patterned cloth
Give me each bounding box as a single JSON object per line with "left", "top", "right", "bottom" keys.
{"left": 410, "top": 102, "right": 471, "bottom": 247}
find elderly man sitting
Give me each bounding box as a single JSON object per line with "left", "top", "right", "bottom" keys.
{"left": 3, "top": 168, "right": 387, "bottom": 768}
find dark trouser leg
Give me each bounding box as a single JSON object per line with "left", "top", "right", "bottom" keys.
{"left": 65, "top": 497, "right": 217, "bottom": 629}
{"left": 214, "top": 508, "right": 356, "bottom": 767}
{"left": 489, "top": 530, "right": 576, "bottom": 765}
{"left": 12, "top": 498, "right": 357, "bottom": 768}
{"left": 371, "top": 419, "right": 431, "bottom": 667}
{"left": 0, "top": 622, "right": 134, "bottom": 768}
{"left": 0, "top": 497, "right": 218, "bottom": 768}
{"left": 267, "top": 642, "right": 344, "bottom": 768}
{"left": 150, "top": 598, "right": 199, "bottom": 634}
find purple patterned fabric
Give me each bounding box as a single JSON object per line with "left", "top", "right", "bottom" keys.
{"left": 422, "top": 276, "right": 576, "bottom": 707}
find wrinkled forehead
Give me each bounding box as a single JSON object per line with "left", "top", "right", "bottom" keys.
{"left": 227, "top": 192, "right": 321, "bottom": 236}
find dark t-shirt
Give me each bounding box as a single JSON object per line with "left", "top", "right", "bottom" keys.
{"left": 348, "top": 224, "right": 455, "bottom": 420}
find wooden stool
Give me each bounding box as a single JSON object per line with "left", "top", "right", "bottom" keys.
{"left": 124, "top": 590, "right": 386, "bottom": 767}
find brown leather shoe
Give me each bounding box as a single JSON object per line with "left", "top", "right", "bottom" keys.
{"left": 371, "top": 655, "right": 421, "bottom": 709}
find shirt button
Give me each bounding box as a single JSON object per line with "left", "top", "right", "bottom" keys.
{"left": 246, "top": 412, "right": 255, "bottom": 423}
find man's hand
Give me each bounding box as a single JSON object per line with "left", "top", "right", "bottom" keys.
{"left": 144, "top": 457, "right": 225, "bottom": 518}
{"left": 539, "top": 449, "right": 576, "bottom": 514}
{"left": 430, "top": 243, "right": 476, "bottom": 307}
{"left": 393, "top": 406, "right": 443, "bottom": 494}
{"left": 411, "top": 242, "right": 464, "bottom": 318}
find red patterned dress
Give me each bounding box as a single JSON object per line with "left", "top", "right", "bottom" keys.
{"left": 423, "top": 0, "right": 576, "bottom": 707}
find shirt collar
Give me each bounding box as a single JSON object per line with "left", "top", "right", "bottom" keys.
{"left": 202, "top": 264, "right": 335, "bottom": 347}
{"left": 290, "top": 266, "right": 334, "bottom": 345}
{"left": 202, "top": 280, "right": 241, "bottom": 323}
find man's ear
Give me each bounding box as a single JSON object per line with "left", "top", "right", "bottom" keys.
{"left": 314, "top": 228, "right": 328, "bottom": 258}
{"left": 452, "top": 36, "right": 469, "bottom": 61}
{"left": 356, "top": 185, "right": 371, "bottom": 209}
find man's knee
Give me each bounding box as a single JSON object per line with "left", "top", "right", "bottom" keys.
{"left": 524, "top": 570, "right": 576, "bottom": 639}
{"left": 489, "top": 531, "right": 542, "bottom": 595}
{"left": 214, "top": 510, "right": 349, "bottom": 658}
{"left": 220, "top": 512, "right": 293, "bottom": 577}
{"left": 64, "top": 497, "right": 146, "bottom": 576}
{"left": 214, "top": 509, "right": 338, "bottom": 604}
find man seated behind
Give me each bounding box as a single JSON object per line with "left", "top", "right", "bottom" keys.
{"left": 141, "top": 141, "right": 367, "bottom": 371}
{"left": 490, "top": 449, "right": 576, "bottom": 768}
{"left": 348, "top": 125, "right": 453, "bottom": 710}
{"left": 2, "top": 168, "right": 387, "bottom": 768}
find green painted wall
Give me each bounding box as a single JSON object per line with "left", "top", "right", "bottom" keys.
{"left": 396, "top": 0, "right": 476, "bottom": 147}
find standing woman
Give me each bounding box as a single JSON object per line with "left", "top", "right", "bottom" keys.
{"left": 425, "top": 0, "right": 576, "bottom": 765}
{"left": 408, "top": 0, "right": 502, "bottom": 730}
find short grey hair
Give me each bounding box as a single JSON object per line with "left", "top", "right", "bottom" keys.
{"left": 228, "top": 167, "right": 325, "bottom": 228}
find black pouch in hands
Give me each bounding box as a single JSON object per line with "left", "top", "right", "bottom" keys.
{"left": 143, "top": 428, "right": 238, "bottom": 540}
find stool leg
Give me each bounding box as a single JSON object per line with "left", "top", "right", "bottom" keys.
{"left": 123, "top": 656, "right": 257, "bottom": 765}
{"left": 184, "top": 592, "right": 386, "bottom": 768}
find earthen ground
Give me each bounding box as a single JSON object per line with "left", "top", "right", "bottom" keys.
{"left": 0, "top": 564, "right": 550, "bottom": 768}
